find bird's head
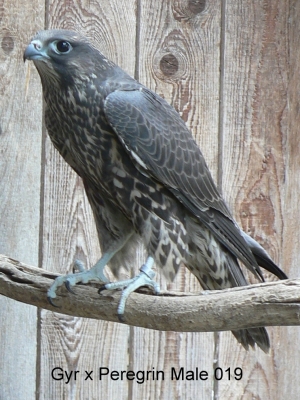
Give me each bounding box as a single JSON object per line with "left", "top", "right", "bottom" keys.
{"left": 24, "top": 29, "right": 113, "bottom": 88}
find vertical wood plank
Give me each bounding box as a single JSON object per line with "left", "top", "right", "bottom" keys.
{"left": 0, "top": 1, "right": 44, "bottom": 399}
{"left": 219, "top": 0, "right": 295, "bottom": 398}
{"left": 130, "top": 1, "right": 221, "bottom": 398}
{"left": 38, "top": 1, "right": 136, "bottom": 399}
{"left": 276, "top": 0, "right": 300, "bottom": 397}
{"left": 14, "top": 1, "right": 299, "bottom": 399}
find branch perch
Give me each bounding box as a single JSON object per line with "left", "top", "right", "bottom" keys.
{"left": 0, "top": 254, "right": 299, "bottom": 332}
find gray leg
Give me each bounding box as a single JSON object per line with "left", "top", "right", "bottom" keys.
{"left": 100, "top": 256, "right": 160, "bottom": 321}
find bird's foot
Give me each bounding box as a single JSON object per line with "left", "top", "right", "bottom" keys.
{"left": 99, "top": 256, "right": 160, "bottom": 322}
{"left": 47, "top": 257, "right": 110, "bottom": 307}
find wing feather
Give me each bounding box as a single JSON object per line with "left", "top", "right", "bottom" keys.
{"left": 104, "top": 87, "right": 262, "bottom": 279}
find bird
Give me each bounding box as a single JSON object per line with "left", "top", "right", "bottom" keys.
{"left": 24, "top": 29, "right": 287, "bottom": 352}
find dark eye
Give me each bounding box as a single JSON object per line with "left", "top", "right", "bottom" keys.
{"left": 53, "top": 40, "right": 72, "bottom": 54}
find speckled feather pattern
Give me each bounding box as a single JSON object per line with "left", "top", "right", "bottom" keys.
{"left": 26, "top": 29, "right": 287, "bottom": 352}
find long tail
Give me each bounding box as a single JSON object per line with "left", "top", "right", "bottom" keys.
{"left": 234, "top": 232, "right": 287, "bottom": 352}
{"left": 200, "top": 253, "right": 270, "bottom": 353}
{"left": 187, "top": 225, "right": 287, "bottom": 352}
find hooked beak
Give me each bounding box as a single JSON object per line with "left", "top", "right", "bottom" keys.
{"left": 23, "top": 41, "right": 48, "bottom": 62}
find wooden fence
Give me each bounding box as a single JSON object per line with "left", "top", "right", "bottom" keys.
{"left": 1, "top": 0, "right": 299, "bottom": 398}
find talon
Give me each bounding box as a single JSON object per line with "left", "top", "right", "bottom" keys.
{"left": 118, "top": 314, "right": 125, "bottom": 323}
{"left": 98, "top": 285, "right": 108, "bottom": 294}
{"left": 65, "top": 281, "right": 76, "bottom": 294}
{"left": 46, "top": 251, "right": 123, "bottom": 308}
{"left": 98, "top": 257, "right": 159, "bottom": 317}
{"left": 47, "top": 296, "right": 60, "bottom": 308}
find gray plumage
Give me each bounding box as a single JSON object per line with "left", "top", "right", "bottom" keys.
{"left": 24, "top": 29, "right": 287, "bottom": 352}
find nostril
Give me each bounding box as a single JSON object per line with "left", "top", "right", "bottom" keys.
{"left": 24, "top": 40, "right": 43, "bottom": 61}
{"left": 32, "top": 41, "right": 41, "bottom": 51}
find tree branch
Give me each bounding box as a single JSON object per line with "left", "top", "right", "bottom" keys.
{"left": 0, "top": 253, "right": 299, "bottom": 332}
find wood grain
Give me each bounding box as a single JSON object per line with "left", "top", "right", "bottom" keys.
{"left": 0, "top": 1, "right": 44, "bottom": 399}
{"left": 219, "top": 1, "right": 295, "bottom": 399}
{"left": 276, "top": 1, "right": 300, "bottom": 398}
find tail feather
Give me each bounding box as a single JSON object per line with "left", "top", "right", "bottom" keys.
{"left": 189, "top": 250, "right": 271, "bottom": 352}
{"left": 187, "top": 219, "right": 287, "bottom": 352}
{"left": 232, "top": 327, "right": 270, "bottom": 353}
{"left": 241, "top": 231, "right": 288, "bottom": 280}
{"left": 224, "top": 252, "right": 271, "bottom": 352}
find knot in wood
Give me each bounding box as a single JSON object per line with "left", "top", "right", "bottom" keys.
{"left": 159, "top": 53, "right": 179, "bottom": 77}
{"left": 153, "top": 33, "right": 189, "bottom": 82}
{"left": 188, "top": 0, "right": 206, "bottom": 14}
{"left": 1, "top": 35, "right": 14, "bottom": 55}
{"left": 172, "top": 0, "right": 206, "bottom": 21}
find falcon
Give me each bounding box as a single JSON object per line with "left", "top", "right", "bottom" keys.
{"left": 24, "top": 29, "right": 287, "bottom": 352}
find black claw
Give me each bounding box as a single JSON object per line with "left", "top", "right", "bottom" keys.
{"left": 118, "top": 314, "right": 125, "bottom": 323}
{"left": 47, "top": 296, "right": 60, "bottom": 308}
{"left": 65, "top": 281, "right": 76, "bottom": 294}
{"left": 98, "top": 284, "right": 108, "bottom": 294}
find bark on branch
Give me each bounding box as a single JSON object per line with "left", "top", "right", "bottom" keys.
{"left": 0, "top": 253, "right": 299, "bottom": 332}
